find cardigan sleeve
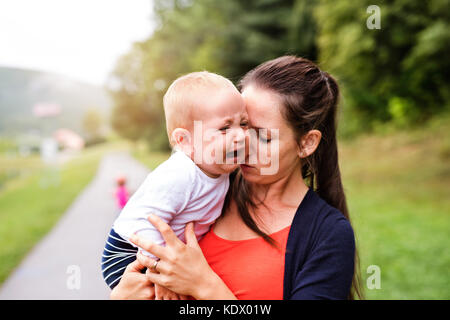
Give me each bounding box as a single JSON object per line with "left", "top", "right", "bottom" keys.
{"left": 289, "top": 217, "right": 355, "bottom": 300}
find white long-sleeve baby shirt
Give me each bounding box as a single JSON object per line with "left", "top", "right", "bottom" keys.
{"left": 113, "top": 151, "right": 229, "bottom": 256}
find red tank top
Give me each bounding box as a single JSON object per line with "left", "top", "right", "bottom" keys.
{"left": 198, "top": 225, "right": 290, "bottom": 300}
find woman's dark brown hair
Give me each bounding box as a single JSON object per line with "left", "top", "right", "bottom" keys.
{"left": 224, "top": 55, "right": 363, "bottom": 299}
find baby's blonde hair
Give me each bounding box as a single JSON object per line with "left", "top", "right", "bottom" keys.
{"left": 163, "top": 71, "right": 236, "bottom": 146}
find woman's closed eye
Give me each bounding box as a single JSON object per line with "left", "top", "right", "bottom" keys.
{"left": 257, "top": 130, "right": 272, "bottom": 143}
{"left": 258, "top": 135, "right": 272, "bottom": 143}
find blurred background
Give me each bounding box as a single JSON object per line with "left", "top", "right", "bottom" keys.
{"left": 0, "top": 0, "right": 448, "bottom": 299}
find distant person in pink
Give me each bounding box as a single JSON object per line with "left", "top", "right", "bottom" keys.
{"left": 115, "top": 175, "right": 129, "bottom": 211}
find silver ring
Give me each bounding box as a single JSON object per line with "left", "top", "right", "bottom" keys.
{"left": 151, "top": 260, "right": 159, "bottom": 272}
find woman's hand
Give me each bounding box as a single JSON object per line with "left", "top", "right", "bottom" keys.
{"left": 110, "top": 259, "right": 155, "bottom": 300}
{"left": 130, "top": 214, "right": 236, "bottom": 300}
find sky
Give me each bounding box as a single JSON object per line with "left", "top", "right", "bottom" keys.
{"left": 0, "top": 0, "right": 155, "bottom": 86}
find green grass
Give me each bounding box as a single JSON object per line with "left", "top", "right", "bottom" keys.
{"left": 0, "top": 142, "right": 129, "bottom": 284}
{"left": 340, "top": 116, "right": 450, "bottom": 299}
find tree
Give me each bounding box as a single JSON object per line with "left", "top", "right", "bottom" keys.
{"left": 316, "top": 0, "right": 450, "bottom": 134}
{"left": 82, "top": 108, "right": 103, "bottom": 143}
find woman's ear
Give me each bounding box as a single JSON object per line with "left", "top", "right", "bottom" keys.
{"left": 171, "top": 128, "right": 192, "bottom": 152}
{"left": 298, "top": 129, "right": 322, "bottom": 158}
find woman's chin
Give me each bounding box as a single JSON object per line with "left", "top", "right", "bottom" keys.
{"left": 240, "top": 164, "right": 278, "bottom": 185}
{"left": 239, "top": 164, "right": 259, "bottom": 180}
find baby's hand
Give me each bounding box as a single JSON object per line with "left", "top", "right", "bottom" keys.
{"left": 154, "top": 284, "right": 182, "bottom": 300}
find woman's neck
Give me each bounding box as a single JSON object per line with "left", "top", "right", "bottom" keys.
{"left": 217, "top": 165, "right": 309, "bottom": 238}
{"left": 252, "top": 166, "right": 308, "bottom": 210}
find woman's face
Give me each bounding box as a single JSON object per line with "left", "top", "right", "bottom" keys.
{"left": 240, "top": 84, "right": 302, "bottom": 184}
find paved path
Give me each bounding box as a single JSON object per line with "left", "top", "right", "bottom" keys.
{"left": 0, "top": 152, "right": 150, "bottom": 299}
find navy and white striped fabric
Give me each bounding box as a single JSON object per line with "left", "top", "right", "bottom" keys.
{"left": 101, "top": 228, "right": 139, "bottom": 289}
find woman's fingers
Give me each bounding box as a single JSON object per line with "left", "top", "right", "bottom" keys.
{"left": 144, "top": 267, "right": 163, "bottom": 285}
{"left": 124, "top": 259, "right": 146, "bottom": 273}
{"left": 111, "top": 262, "right": 155, "bottom": 300}
{"left": 185, "top": 222, "right": 200, "bottom": 248}
{"left": 147, "top": 214, "right": 183, "bottom": 247}
{"left": 136, "top": 251, "right": 160, "bottom": 271}
{"left": 129, "top": 234, "right": 167, "bottom": 260}
{"left": 138, "top": 252, "right": 171, "bottom": 275}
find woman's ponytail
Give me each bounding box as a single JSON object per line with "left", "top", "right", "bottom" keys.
{"left": 309, "top": 72, "right": 363, "bottom": 300}
{"left": 311, "top": 72, "right": 349, "bottom": 219}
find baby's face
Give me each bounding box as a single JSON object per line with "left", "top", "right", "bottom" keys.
{"left": 190, "top": 87, "right": 248, "bottom": 177}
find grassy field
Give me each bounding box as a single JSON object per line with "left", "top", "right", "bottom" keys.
{"left": 0, "top": 142, "right": 129, "bottom": 284}
{"left": 340, "top": 116, "right": 450, "bottom": 299}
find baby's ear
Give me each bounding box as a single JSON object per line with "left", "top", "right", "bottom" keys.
{"left": 171, "top": 128, "right": 192, "bottom": 149}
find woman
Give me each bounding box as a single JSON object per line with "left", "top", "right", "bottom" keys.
{"left": 102, "top": 55, "right": 362, "bottom": 300}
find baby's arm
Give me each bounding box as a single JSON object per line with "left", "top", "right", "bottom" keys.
{"left": 113, "top": 193, "right": 173, "bottom": 257}
{"left": 113, "top": 160, "right": 194, "bottom": 257}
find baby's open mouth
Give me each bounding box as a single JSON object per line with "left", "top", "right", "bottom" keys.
{"left": 225, "top": 148, "right": 245, "bottom": 162}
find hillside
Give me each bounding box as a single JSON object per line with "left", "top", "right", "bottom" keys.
{"left": 0, "top": 66, "right": 112, "bottom": 137}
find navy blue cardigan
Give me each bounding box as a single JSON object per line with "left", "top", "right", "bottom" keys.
{"left": 283, "top": 188, "right": 355, "bottom": 299}
{"left": 102, "top": 188, "right": 355, "bottom": 299}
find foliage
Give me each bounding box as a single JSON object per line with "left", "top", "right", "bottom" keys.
{"left": 109, "top": 0, "right": 450, "bottom": 146}
{"left": 316, "top": 0, "right": 450, "bottom": 135}
{"left": 82, "top": 108, "right": 104, "bottom": 144}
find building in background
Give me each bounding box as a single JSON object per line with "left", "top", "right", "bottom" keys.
{"left": 53, "top": 128, "right": 85, "bottom": 151}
